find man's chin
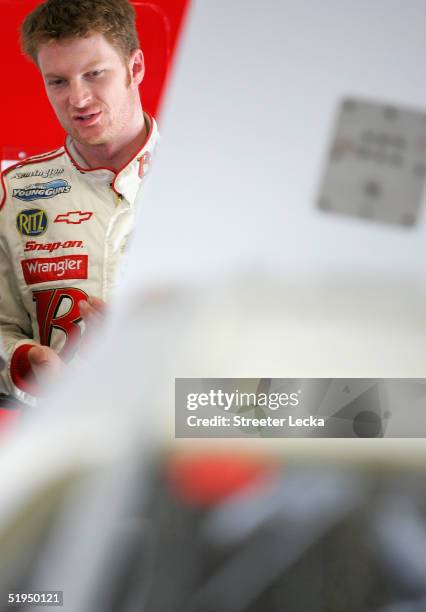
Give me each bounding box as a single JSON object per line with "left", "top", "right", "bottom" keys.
{"left": 73, "top": 133, "right": 107, "bottom": 147}
{"left": 79, "top": 136, "right": 106, "bottom": 146}
{"left": 69, "top": 125, "right": 108, "bottom": 147}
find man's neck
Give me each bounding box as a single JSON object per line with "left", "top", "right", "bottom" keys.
{"left": 72, "top": 114, "right": 148, "bottom": 173}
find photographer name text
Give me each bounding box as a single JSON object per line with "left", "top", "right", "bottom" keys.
{"left": 186, "top": 415, "right": 324, "bottom": 428}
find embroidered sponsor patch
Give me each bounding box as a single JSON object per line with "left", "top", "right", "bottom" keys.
{"left": 24, "top": 240, "right": 84, "bottom": 252}
{"left": 17, "top": 209, "right": 48, "bottom": 236}
{"left": 33, "top": 287, "right": 88, "bottom": 360}
{"left": 54, "top": 211, "right": 93, "bottom": 224}
{"left": 13, "top": 179, "right": 71, "bottom": 202}
{"left": 138, "top": 151, "right": 151, "bottom": 178}
{"left": 11, "top": 167, "right": 65, "bottom": 180}
{"left": 21, "top": 255, "right": 88, "bottom": 285}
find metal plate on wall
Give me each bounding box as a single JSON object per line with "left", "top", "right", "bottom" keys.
{"left": 318, "top": 97, "right": 426, "bottom": 228}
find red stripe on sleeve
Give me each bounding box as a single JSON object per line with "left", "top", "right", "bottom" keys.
{"left": 10, "top": 344, "right": 39, "bottom": 395}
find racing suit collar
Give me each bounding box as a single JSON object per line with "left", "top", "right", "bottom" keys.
{"left": 64, "top": 111, "right": 156, "bottom": 179}
{"left": 64, "top": 112, "right": 158, "bottom": 203}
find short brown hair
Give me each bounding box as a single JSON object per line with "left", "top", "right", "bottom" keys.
{"left": 21, "top": 0, "right": 140, "bottom": 63}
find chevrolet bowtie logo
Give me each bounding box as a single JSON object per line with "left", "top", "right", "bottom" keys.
{"left": 54, "top": 211, "right": 93, "bottom": 224}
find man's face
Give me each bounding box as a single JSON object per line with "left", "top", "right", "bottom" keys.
{"left": 38, "top": 33, "right": 143, "bottom": 147}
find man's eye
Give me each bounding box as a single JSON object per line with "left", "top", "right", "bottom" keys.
{"left": 48, "top": 79, "right": 65, "bottom": 87}
{"left": 87, "top": 70, "right": 104, "bottom": 78}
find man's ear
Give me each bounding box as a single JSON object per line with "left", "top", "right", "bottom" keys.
{"left": 129, "top": 49, "right": 145, "bottom": 86}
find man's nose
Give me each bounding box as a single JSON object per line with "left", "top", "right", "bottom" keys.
{"left": 68, "top": 81, "right": 92, "bottom": 108}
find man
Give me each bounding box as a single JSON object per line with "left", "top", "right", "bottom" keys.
{"left": 0, "top": 0, "right": 158, "bottom": 404}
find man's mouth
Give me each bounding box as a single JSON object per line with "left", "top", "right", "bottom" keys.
{"left": 73, "top": 111, "right": 102, "bottom": 126}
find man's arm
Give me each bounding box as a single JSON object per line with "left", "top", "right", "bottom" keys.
{"left": 0, "top": 174, "right": 63, "bottom": 402}
{"left": 0, "top": 238, "right": 68, "bottom": 402}
{"left": 0, "top": 234, "right": 39, "bottom": 401}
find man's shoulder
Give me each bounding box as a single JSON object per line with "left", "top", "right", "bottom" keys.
{"left": 0, "top": 147, "right": 67, "bottom": 211}
{"left": 2, "top": 146, "right": 67, "bottom": 180}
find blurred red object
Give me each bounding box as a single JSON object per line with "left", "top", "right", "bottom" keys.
{"left": 166, "top": 452, "right": 278, "bottom": 508}
{"left": 0, "top": 407, "right": 20, "bottom": 433}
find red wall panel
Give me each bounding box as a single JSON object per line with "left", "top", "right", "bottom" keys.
{"left": 0, "top": 0, "right": 189, "bottom": 162}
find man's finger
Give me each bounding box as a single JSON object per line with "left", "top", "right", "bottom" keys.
{"left": 87, "top": 296, "right": 107, "bottom": 312}
{"left": 79, "top": 300, "right": 103, "bottom": 323}
{"left": 28, "top": 345, "right": 54, "bottom": 366}
{"left": 28, "top": 345, "right": 64, "bottom": 383}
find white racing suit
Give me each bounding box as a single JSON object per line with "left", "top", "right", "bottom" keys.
{"left": 0, "top": 113, "right": 158, "bottom": 404}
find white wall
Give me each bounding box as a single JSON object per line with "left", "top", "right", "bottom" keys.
{"left": 131, "top": 0, "right": 426, "bottom": 287}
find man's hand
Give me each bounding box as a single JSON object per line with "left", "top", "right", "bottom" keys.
{"left": 78, "top": 296, "right": 108, "bottom": 351}
{"left": 28, "top": 345, "right": 64, "bottom": 386}
{"left": 26, "top": 296, "right": 106, "bottom": 388}
{"left": 79, "top": 296, "right": 107, "bottom": 325}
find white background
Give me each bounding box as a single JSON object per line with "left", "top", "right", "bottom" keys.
{"left": 131, "top": 0, "right": 426, "bottom": 288}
